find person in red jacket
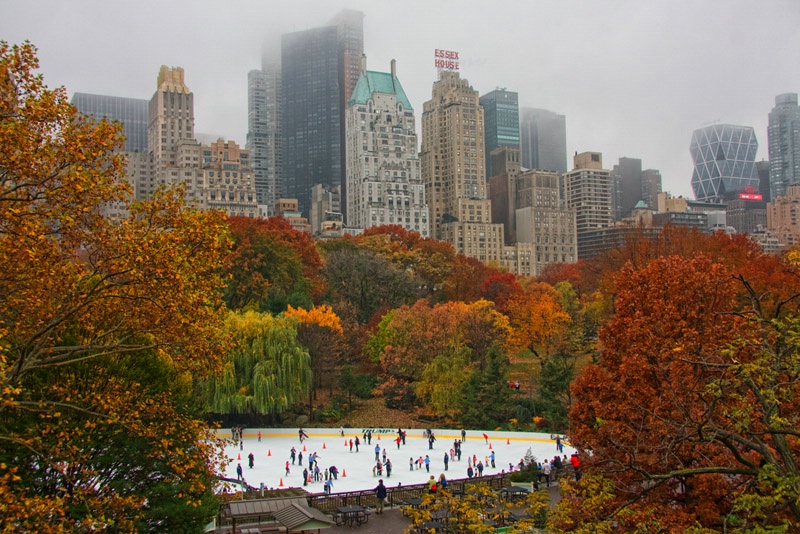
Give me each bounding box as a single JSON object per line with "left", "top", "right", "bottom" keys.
{"left": 570, "top": 453, "right": 581, "bottom": 480}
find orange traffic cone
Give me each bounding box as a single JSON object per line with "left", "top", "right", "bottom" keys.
{"left": 279, "top": 478, "right": 284, "bottom": 487}
{"left": 268, "top": 449, "right": 271, "bottom": 456}
{"left": 307, "top": 475, "right": 312, "bottom": 483}
{"left": 323, "top": 442, "right": 327, "bottom": 449}
{"left": 506, "top": 438, "right": 510, "bottom": 445}
{"left": 489, "top": 443, "right": 493, "bottom": 450}
{"left": 342, "top": 469, "right": 347, "bottom": 477}
{"left": 303, "top": 445, "right": 306, "bottom": 451}
{"left": 344, "top": 440, "right": 348, "bottom": 446}
{"left": 237, "top": 453, "right": 241, "bottom": 460}
{"left": 377, "top": 434, "right": 381, "bottom": 441}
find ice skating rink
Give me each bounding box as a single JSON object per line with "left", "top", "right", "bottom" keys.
{"left": 220, "top": 428, "right": 573, "bottom": 493}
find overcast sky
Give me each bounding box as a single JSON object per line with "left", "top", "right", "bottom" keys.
{"left": 3, "top": 0, "right": 799, "bottom": 197}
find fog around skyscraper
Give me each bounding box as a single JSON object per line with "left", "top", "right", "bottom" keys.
{"left": 2, "top": 0, "right": 798, "bottom": 198}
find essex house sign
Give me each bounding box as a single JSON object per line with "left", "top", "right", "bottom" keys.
{"left": 434, "top": 49, "right": 460, "bottom": 71}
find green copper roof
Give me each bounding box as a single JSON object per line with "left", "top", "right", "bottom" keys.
{"left": 348, "top": 70, "right": 413, "bottom": 110}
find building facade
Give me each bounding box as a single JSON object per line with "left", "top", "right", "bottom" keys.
{"left": 519, "top": 107, "right": 567, "bottom": 175}
{"left": 344, "top": 59, "right": 429, "bottom": 237}
{"left": 202, "top": 139, "right": 258, "bottom": 217}
{"left": 488, "top": 146, "right": 522, "bottom": 245}
{"left": 690, "top": 124, "right": 760, "bottom": 202}
{"left": 767, "top": 184, "right": 800, "bottom": 248}
{"left": 514, "top": 169, "right": 577, "bottom": 274}
{"left": 71, "top": 93, "right": 149, "bottom": 153}
{"left": 563, "top": 152, "right": 613, "bottom": 259}
{"left": 480, "top": 89, "right": 519, "bottom": 179}
{"left": 246, "top": 55, "right": 282, "bottom": 211}
{"left": 421, "top": 71, "right": 505, "bottom": 263}
{"left": 768, "top": 93, "right": 800, "bottom": 201}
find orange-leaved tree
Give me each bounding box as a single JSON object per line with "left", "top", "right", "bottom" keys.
{"left": 0, "top": 42, "right": 230, "bottom": 531}
{"left": 557, "top": 252, "right": 800, "bottom": 532}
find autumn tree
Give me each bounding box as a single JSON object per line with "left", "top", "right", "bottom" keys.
{"left": 224, "top": 215, "right": 324, "bottom": 313}
{"left": 322, "top": 245, "right": 422, "bottom": 323}
{"left": 560, "top": 253, "right": 800, "bottom": 531}
{"left": 0, "top": 42, "right": 230, "bottom": 530}
{"left": 284, "top": 304, "right": 344, "bottom": 407}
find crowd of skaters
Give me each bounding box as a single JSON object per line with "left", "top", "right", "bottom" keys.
{"left": 229, "top": 426, "right": 577, "bottom": 493}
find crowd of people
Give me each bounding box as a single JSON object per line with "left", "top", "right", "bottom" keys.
{"left": 227, "top": 426, "right": 579, "bottom": 496}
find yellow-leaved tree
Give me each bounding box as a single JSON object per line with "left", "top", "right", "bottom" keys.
{"left": 0, "top": 42, "right": 231, "bottom": 531}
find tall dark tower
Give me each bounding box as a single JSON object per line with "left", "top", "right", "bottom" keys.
{"left": 280, "top": 10, "right": 363, "bottom": 217}
{"left": 519, "top": 107, "right": 567, "bottom": 174}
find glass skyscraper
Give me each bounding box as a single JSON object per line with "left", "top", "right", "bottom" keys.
{"left": 279, "top": 10, "right": 363, "bottom": 217}
{"left": 690, "top": 124, "right": 759, "bottom": 202}
{"left": 71, "top": 93, "right": 148, "bottom": 153}
{"left": 480, "top": 89, "right": 519, "bottom": 179}
{"left": 768, "top": 93, "right": 800, "bottom": 201}
{"left": 519, "top": 107, "right": 567, "bottom": 175}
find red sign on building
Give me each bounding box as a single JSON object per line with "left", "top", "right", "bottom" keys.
{"left": 434, "top": 49, "right": 460, "bottom": 71}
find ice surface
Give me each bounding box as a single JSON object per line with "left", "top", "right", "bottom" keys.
{"left": 220, "top": 428, "right": 573, "bottom": 494}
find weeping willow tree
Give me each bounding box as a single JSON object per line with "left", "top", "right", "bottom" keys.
{"left": 203, "top": 310, "right": 312, "bottom": 416}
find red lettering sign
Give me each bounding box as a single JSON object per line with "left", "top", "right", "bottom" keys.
{"left": 434, "top": 50, "right": 460, "bottom": 70}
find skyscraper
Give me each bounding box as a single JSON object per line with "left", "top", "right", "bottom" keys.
{"left": 421, "top": 71, "right": 504, "bottom": 263}
{"left": 690, "top": 124, "right": 759, "bottom": 202}
{"left": 480, "top": 89, "right": 519, "bottom": 179}
{"left": 768, "top": 93, "right": 800, "bottom": 200}
{"left": 71, "top": 93, "right": 149, "bottom": 153}
{"left": 519, "top": 107, "right": 567, "bottom": 174}
{"left": 344, "top": 58, "right": 428, "bottom": 237}
{"left": 280, "top": 10, "right": 363, "bottom": 217}
{"left": 563, "top": 152, "right": 613, "bottom": 259}
{"left": 247, "top": 51, "right": 281, "bottom": 210}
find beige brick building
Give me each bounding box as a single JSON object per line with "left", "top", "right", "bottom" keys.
{"left": 421, "top": 71, "right": 505, "bottom": 264}
{"left": 767, "top": 184, "right": 800, "bottom": 248}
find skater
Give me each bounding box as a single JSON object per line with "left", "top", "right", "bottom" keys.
{"left": 248, "top": 452, "right": 254, "bottom": 469}
{"left": 302, "top": 467, "right": 309, "bottom": 487}
{"left": 290, "top": 446, "right": 296, "bottom": 464}
{"left": 477, "top": 461, "right": 484, "bottom": 477}
{"left": 298, "top": 450, "right": 303, "bottom": 466}
{"left": 443, "top": 451, "right": 449, "bottom": 471}
{"left": 257, "top": 431, "right": 261, "bottom": 442}
{"left": 329, "top": 465, "right": 339, "bottom": 479}
{"left": 395, "top": 436, "right": 402, "bottom": 449}
{"left": 374, "top": 443, "right": 381, "bottom": 461}
{"left": 349, "top": 439, "right": 353, "bottom": 452}
{"left": 285, "top": 461, "right": 290, "bottom": 476}
{"left": 385, "top": 458, "right": 392, "bottom": 478}
{"left": 367, "top": 430, "right": 372, "bottom": 445}
{"left": 240, "top": 440, "right": 244, "bottom": 451}
{"left": 382, "top": 448, "right": 387, "bottom": 464}
{"left": 355, "top": 436, "right": 360, "bottom": 452}
{"left": 482, "top": 432, "right": 488, "bottom": 444}
{"left": 324, "top": 478, "right": 333, "bottom": 494}
{"left": 461, "top": 428, "right": 466, "bottom": 442}
{"left": 467, "top": 464, "right": 474, "bottom": 478}
{"left": 490, "top": 450, "right": 496, "bottom": 468}
{"left": 424, "top": 455, "right": 430, "bottom": 473}
{"left": 236, "top": 463, "right": 243, "bottom": 480}
{"left": 556, "top": 435, "right": 563, "bottom": 453}
{"left": 409, "top": 457, "right": 414, "bottom": 471}
{"left": 428, "top": 432, "right": 435, "bottom": 450}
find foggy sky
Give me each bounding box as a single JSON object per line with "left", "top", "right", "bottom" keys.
{"left": 2, "top": 0, "right": 799, "bottom": 198}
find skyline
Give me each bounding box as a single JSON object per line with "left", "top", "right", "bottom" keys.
{"left": 2, "top": 0, "right": 799, "bottom": 199}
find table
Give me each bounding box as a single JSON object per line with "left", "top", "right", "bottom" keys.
{"left": 500, "top": 485, "right": 530, "bottom": 502}
{"left": 336, "top": 505, "right": 369, "bottom": 527}
{"left": 402, "top": 497, "right": 423, "bottom": 517}
{"left": 415, "top": 519, "right": 446, "bottom": 532}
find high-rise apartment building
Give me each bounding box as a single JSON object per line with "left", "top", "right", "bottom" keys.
{"left": 519, "top": 107, "right": 567, "bottom": 174}
{"left": 768, "top": 93, "right": 800, "bottom": 201}
{"left": 345, "top": 58, "right": 429, "bottom": 237}
{"left": 641, "top": 168, "right": 663, "bottom": 210}
{"left": 71, "top": 93, "right": 149, "bottom": 153}
{"left": 421, "top": 71, "right": 504, "bottom": 263}
{"left": 309, "top": 184, "right": 343, "bottom": 237}
{"left": 690, "top": 124, "right": 759, "bottom": 202}
{"left": 202, "top": 139, "right": 257, "bottom": 217}
{"left": 280, "top": 10, "right": 363, "bottom": 217}
{"left": 515, "top": 169, "right": 577, "bottom": 274}
{"left": 563, "top": 152, "right": 613, "bottom": 259}
{"left": 480, "top": 89, "right": 519, "bottom": 179}
{"left": 247, "top": 52, "right": 281, "bottom": 211}
{"left": 148, "top": 66, "right": 194, "bottom": 167}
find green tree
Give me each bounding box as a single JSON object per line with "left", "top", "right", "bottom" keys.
{"left": 460, "top": 344, "right": 512, "bottom": 429}
{"left": 202, "top": 310, "right": 312, "bottom": 417}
